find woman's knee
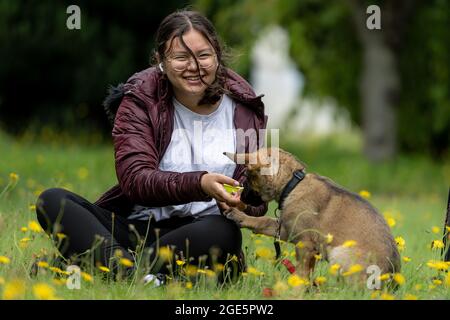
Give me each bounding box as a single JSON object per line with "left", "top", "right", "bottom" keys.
{"left": 35, "top": 187, "right": 73, "bottom": 231}
{"left": 201, "top": 215, "right": 242, "bottom": 253}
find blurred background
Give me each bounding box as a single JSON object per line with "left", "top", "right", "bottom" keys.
{"left": 0, "top": 0, "right": 449, "bottom": 200}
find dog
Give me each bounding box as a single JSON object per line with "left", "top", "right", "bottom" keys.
{"left": 223, "top": 147, "right": 401, "bottom": 280}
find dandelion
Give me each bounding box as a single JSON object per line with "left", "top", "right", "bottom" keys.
{"left": 287, "top": 275, "right": 309, "bottom": 287}
{"left": 52, "top": 278, "right": 66, "bottom": 286}
{"left": 81, "top": 272, "right": 93, "bottom": 283}
{"left": 185, "top": 265, "right": 197, "bottom": 276}
{"left": 119, "top": 258, "right": 134, "bottom": 268}
{"left": 255, "top": 247, "right": 273, "bottom": 260}
{"left": 296, "top": 241, "right": 304, "bottom": 249}
{"left": 426, "top": 260, "right": 448, "bottom": 271}
{"left": 0, "top": 256, "right": 11, "bottom": 264}
{"left": 370, "top": 291, "right": 380, "bottom": 299}
{"left": 114, "top": 249, "right": 123, "bottom": 258}
{"left": 359, "top": 190, "right": 371, "bottom": 199}
{"left": 432, "top": 279, "right": 442, "bottom": 286}
{"left": 380, "top": 293, "right": 395, "bottom": 300}
{"left": 213, "top": 263, "right": 224, "bottom": 272}
{"left": 385, "top": 217, "right": 396, "bottom": 228}
{"left": 29, "top": 205, "right": 36, "bottom": 211}
{"left": 37, "top": 261, "right": 49, "bottom": 268}
{"left": 314, "top": 276, "right": 327, "bottom": 285}
{"left": 9, "top": 173, "right": 19, "bottom": 183}
{"left": 20, "top": 227, "right": 28, "bottom": 232}
{"left": 325, "top": 233, "right": 333, "bottom": 244}
{"left": 403, "top": 294, "right": 418, "bottom": 300}
{"left": 28, "top": 220, "right": 43, "bottom": 233}
{"left": 33, "top": 283, "right": 56, "bottom": 300}
{"left": 19, "top": 237, "right": 32, "bottom": 248}
{"left": 185, "top": 282, "right": 193, "bottom": 289}
{"left": 446, "top": 226, "right": 450, "bottom": 233}
{"left": 431, "top": 240, "right": 445, "bottom": 250}
{"left": 431, "top": 226, "right": 440, "bottom": 234}
{"left": 176, "top": 260, "right": 185, "bottom": 266}
{"left": 98, "top": 265, "right": 110, "bottom": 273}
{"left": 445, "top": 273, "right": 450, "bottom": 287}
{"left": 2, "top": 279, "right": 25, "bottom": 300}
{"left": 205, "top": 270, "right": 215, "bottom": 278}
{"left": 56, "top": 233, "right": 66, "bottom": 240}
{"left": 342, "top": 264, "right": 364, "bottom": 276}
{"left": 247, "top": 267, "right": 264, "bottom": 276}
{"left": 379, "top": 273, "right": 390, "bottom": 281}
{"left": 395, "top": 236, "right": 405, "bottom": 251}
{"left": 158, "top": 247, "right": 173, "bottom": 262}
{"left": 393, "top": 273, "right": 405, "bottom": 285}
{"left": 402, "top": 256, "right": 411, "bottom": 263}
{"left": 329, "top": 264, "right": 341, "bottom": 275}
{"left": 342, "top": 240, "right": 357, "bottom": 248}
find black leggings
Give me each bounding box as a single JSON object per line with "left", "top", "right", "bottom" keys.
{"left": 35, "top": 188, "right": 242, "bottom": 277}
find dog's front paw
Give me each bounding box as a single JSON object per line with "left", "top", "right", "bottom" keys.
{"left": 223, "top": 207, "right": 247, "bottom": 227}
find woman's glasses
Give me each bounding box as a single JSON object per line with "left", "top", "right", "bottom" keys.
{"left": 166, "top": 52, "right": 217, "bottom": 72}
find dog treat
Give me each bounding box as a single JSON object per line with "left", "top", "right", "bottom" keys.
{"left": 223, "top": 184, "right": 244, "bottom": 194}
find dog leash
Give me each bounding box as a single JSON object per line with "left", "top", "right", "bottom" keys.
{"left": 273, "top": 170, "right": 306, "bottom": 260}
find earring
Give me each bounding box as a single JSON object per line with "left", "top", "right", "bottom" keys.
{"left": 158, "top": 63, "right": 164, "bottom": 73}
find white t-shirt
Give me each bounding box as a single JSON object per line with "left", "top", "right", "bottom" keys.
{"left": 128, "top": 94, "right": 237, "bottom": 221}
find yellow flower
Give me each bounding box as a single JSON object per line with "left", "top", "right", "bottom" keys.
{"left": 98, "top": 266, "right": 110, "bottom": 273}
{"left": 176, "top": 260, "right": 185, "bottom": 266}
{"left": 29, "top": 205, "right": 36, "bottom": 211}
{"left": 255, "top": 247, "right": 273, "bottom": 260}
{"left": 402, "top": 256, "right": 411, "bottom": 263}
{"left": 370, "top": 291, "right": 380, "bottom": 299}
{"left": 445, "top": 273, "right": 450, "bottom": 287}
{"left": 52, "top": 278, "right": 66, "bottom": 286}
{"left": 296, "top": 241, "right": 304, "bottom": 249}
{"left": 185, "top": 281, "right": 193, "bottom": 289}
{"left": 205, "top": 270, "right": 216, "bottom": 278}
{"left": 28, "top": 220, "right": 43, "bottom": 233}
{"left": 359, "top": 190, "right": 371, "bottom": 199}
{"left": 33, "top": 283, "right": 56, "bottom": 300}
{"left": 426, "top": 260, "right": 448, "bottom": 271}
{"left": 395, "top": 236, "right": 406, "bottom": 251}
{"left": 431, "top": 240, "right": 445, "bottom": 249}
{"left": 432, "top": 279, "right": 442, "bottom": 285}
{"left": 81, "top": 272, "right": 93, "bottom": 283}
{"left": 254, "top": 239, "right": 263, "bottom": 245}
{"left": 314, "top": 276, "right": 327, "bottom": 285}
{"left": 380, "top": 293, "right": 395, "bottom": 300}
{"left": 185, "top": 265, "right": 197, "bottom": 276}
{"left": 385, "top": 217, "right": 396, "bottom": 228}
{"left": 342, "top": 264, "right": 364, "bottom": 276}
{"left": 393, "top": 273, "right": 405, "bottom": 285}
{"left": 213, "top": 263, "right": 224, "bottom": 272}
{"left": 325, "top": 233, "right": 333, "bottom": 244}
{"left": 403, "top": 294, "right": 418, "bottom": 300}
{"left": 9, "top": 173, "right": 19, "bottom": 183}
{"left": 19, "top": 237, "right": 32, "bottom": 248}
{"left": 273, "top": 281, "right": 288, "bottom": 293}
{"left": 3, "top": 279, "right": 25, "bottom": 299}
{"left": 56, "top": 233, "right": 66, "bottom": 240}
{"left": 329, "top": 264, "right": 341, "bottom": 275}
{"left": 37, "top": 261, "right": 49, "bottom": 268}
{"left": 446, "top": 226, "right": 450, "bottom": 233}
{"left": 20, "top": 227, "right": 28, "bottom": 232}
{"left": 287, "top": 274, "right": 309, "bottom": 287}
{"left": 342, "top": 240, "right": 357, "bottom": 248}
{"left": 247, "top": 267, "right": 264, "bottom": 276}
{"left": 314, "top": 254, "right": 322, "bottom": 261}
{"left": 379, "top": 273, "right": 390, "bottom": 281}
{"left": 77, "top": 167, "right": 89, "bottom": 180}
{"left": 0, "top": 256, "right": 11, "bottom": 264}
{"left": 0, "top": 277, "right": 5, "bottom": 285}
{"left": 158, "top": 247, "right": 173, "bottom": 262}
{"left": 431, "top": 226, "right": 440, "bottom": 234}
{"left": 119, "top": 258, "right": 134, "bottom": 268}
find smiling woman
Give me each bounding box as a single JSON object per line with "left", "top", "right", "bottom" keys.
{"left": 35, "top": 9, "right": 268, "bottom": 285}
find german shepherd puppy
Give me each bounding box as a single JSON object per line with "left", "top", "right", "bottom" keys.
{"left": 224, "top": 148, "right": 400, "bottom": 279}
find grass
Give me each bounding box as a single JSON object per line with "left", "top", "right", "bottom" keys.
{"left": 0, "top": 128, "right": 449, "bottom": 300}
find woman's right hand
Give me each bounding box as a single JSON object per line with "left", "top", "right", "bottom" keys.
{"left": 200, "top": 173, "right": 241, "bottom": 207}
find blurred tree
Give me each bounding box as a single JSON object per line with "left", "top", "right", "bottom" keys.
{"left": 197, "top": 0, "right": 449, "bottom": 160}
{"left": 0, "top": 0, "right": 186, "bottom": 138}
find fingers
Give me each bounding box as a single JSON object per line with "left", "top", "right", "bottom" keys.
{"left": 216, "top": 174, "right": 239, "bottom": 186}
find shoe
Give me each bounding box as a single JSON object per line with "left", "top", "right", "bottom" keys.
{"left": 143, "top": 273, "right": 166, "bottom": 287}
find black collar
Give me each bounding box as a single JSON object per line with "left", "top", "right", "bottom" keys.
{"left": 278, "top": 170, "right": 306, "bottom": 210}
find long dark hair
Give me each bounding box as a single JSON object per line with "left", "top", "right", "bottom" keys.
{"left": 153, "top": 10, "right": 228, "bottom": 106}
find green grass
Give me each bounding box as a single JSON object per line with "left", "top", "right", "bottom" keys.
{"left": 0, "top": 129, "right": 449, "bottom": 300}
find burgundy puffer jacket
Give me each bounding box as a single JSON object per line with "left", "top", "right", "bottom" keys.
{"left": 94, "top": 67, "right": 268, "bottom": 217}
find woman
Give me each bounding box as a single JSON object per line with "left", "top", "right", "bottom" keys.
{"left": 35, "top": 10, "right": 268, "bottom": 283}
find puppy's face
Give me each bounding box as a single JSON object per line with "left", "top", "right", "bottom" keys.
{"left": 224, "top": 148, "right": 282, "bottom": 202}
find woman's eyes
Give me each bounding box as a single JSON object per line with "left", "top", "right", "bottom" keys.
{"left": 173, "top": 53, "right": 212, "bottom": 60}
